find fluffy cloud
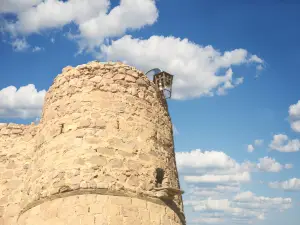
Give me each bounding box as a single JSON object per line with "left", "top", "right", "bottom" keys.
{"left": 172, "top": 124, "right": 179, "bottom": 136}
{"left": 176, "top": 150, "right": 290, "bottom": 180}
{"left": 247, "top": 139, "right": 264, "bottom": 153}
{"left": 2, "top": 1, "right": 263, "bottom": 101}
{"left": 247, "top": 144, "right": 254, "bottom": 153}
{"left": 242, "top": 157, "right": 292, "bottom": 173}
{"left": 254, "top": 139, "right": 264, "bottom": 146}
{"left": 178, "top": 149, "right": 293, "bottom": 224}
{"left": 11, "top": 38, "right": 29, "bottom": 52}
{"left": 233, "top": 191, "right": 292, "bottom": 212}
{"left": 0, "top": 0, "right": 43, "bottom": 13}
{"left": 0, "top": 84, "right": 46, "bottom": 119}
{"left": 289, "top": 100, "right": 300, "bottom": 132}
{"left": 269, "top": 178, "right": 300, "bottom": 191}
{"left": 32, "top": 46, "right": 43, "bottom": 52}
{"left": 269, "top": 134, "right": 300, "bottom": 152}
{"left": 101, "top": 35, "right": 264, "bottom": 99}
{"left": 2, "top": 0, "right": 158, "bottom": 52}
{"left": 256, "top": 157, "right": 292, "bottom": 173}
{"left": 184, "top": 173, "right": 250, "bottom": 184}
{"left": 176, "top": 149, "right": 238, "bottom": 171}
{"left": 184, "top": 192, "right": 292, "bottom": 224}
{"left": 191, "top": 216, "right": 224, "bottom": 224}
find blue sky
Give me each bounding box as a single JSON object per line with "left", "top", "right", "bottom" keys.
{"left": 1, "top": 0, "right": 300, "bottom": 224}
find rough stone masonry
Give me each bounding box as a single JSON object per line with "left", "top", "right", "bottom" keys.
{"left": 0, "top": 61, "right": 186, "bottom": 225}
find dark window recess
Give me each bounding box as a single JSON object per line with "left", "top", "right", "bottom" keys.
{"left": 155, "top": 168, "right": 164, "bottom": 187}
{"left": 60, "top": 123, "right": 64, "bottom": 134}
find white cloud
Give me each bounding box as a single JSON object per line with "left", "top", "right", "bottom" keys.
{"left": 184, "top": 173, "right": 250, "bottom": 184}
{"left": 2, "top": 1, "right": 263, "bottom": 101}
{"left": 242, "top": 157, "right": 292, "bottom": 173}
{"left": 256, "top": 157, "right": 286, "bottom": 173}
{"left": 191, "top": 217, "right": 225, "bottom": 224}
{"left": 269, "top": 178, "right": 300, "bottom": 191}
{"left": 254, "top": 139, "right": 264, "bottom": 146}
{"left": 177, "top": 149, "right": 293, "bottom": 224}
{"left": 269, "top": 134, "right": 300, "bottom": 152}
{"left": 0, "top": 84, "right": 46, "bottom": 119}
{"left": 249, "top": 55, "right": 264, "bottom": 64}
{"left": 172, "top": 124, "right": 179, "bottom": 136}
{"left": 11, "top": 38, "right": 29, "bottom": 52}
{"left": 176, "top": 150, "right": 289, "bottom": 180}
{"left": 3, "top": 0, "right": 110, "bottom": 34}
{"left": 284, "top": 163, "right": 293, "bottom": 169}
{"left": 247, "top": 139, "right": 264, "bottom": 153}
{"left": 2, "top": 0, "right": 158, "bottom": 52}
{"left": 0, "top": 0, "right": 43, "bottom": 13}
{"left": 101, "top": 35, "right": 264, "bottom": 100}
{"left": 289, "top": 100, "right": 300, "bottom": 132}
{"left": 233, "top": 191, "right": 292, "bottom": 211}
{"left": 185, "top": 192, "right": 291, "bottom": 224}
{"left": 32, "top": 46, "right": 43, "bottom": 52}
{"left": 247, "top": 144, "right": 254, "bottom": 153}
{"left": 186, "top": 185, "right": 240, "bottom": 199}
{"left": 256, "top": 64, "right": 264, "bottom": 71}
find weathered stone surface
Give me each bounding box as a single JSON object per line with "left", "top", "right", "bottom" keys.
{"left": 0, "top": 61, "right": 185, "bottom": 225}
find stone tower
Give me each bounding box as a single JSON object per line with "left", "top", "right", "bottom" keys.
{"left": 0, "top": 61, "right": 185, "bottom": 225}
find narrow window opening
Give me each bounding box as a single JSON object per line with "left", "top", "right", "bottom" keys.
{"left": 155, "top": 168, "right": 164, "bottom": 188}
{"left": 60, "top": 123, "right": 64, "bottom": 134}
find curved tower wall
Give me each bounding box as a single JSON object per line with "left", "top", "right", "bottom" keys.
{"left": 0, "top": 123, "right": 37, "bottom": 225}
{"left": 18, "top": 61, "right": 185, "bottom": 225}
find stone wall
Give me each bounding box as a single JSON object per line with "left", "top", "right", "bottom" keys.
{"left": 0, "top": 61, "right": 185, "bottom": 225}
{"left": 19, "top": 194, "right": 182, "bottom": 225}
{"left": 0, "top": 123, "right": 37, "bottom": 224}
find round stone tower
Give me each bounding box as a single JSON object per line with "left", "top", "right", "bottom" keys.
{"left": 18, "top": 61, "right": 185, "bottom": 225}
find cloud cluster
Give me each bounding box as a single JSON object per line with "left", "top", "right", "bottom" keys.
{"left": 101, "top": 35, "right": 263, "bottom": 99}
{"left": 185, "top": 191, "right": 292, "bottom": 224}
{"left": 256, "top": 156, "right": 292, "bottom": 172}
{"left": 1, "top": 1, "right": 265, "bottom": 103}
{"left": 289, "top": 100, "right": 300, "bottom": 132}
{"left": 247, "top": 139, "right": 264, "bottom": 153}
{"left": 269, "top": 134, "right": 300, "bottom": 152}
{"left": 0, "top": 0, "right": 43, "bottom": 13}
{"left": 233, "top": 191, "right": 292, "bottom": 212}
{"left": 269, "top": 178, "right": 300, "bottom": 191}
{"left": 2, "top": 0, "right": 158, "bottom": 52}
{"left": 10, "top": 38, "right": 29, "bottom": 52}
{"left": 176, "top": 150, "right": 291, "bottom": 180}
{"left": 0, "top": 84, "right": 46, "bottom": 119}
{"left": 176, "top": 149, "right": 293, "bottom": 223}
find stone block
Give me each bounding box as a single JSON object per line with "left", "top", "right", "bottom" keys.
{"left": 5, "top": 204, "right": 20, "bottom": 217}
{"left": 127, "top": 175, "right": 139, "bottom": 187}
{"left": 80, "top": 215, "right": 95, "bottom": 225}
{"left": 125, "top": 75, "right": 136, "bottom": 83}
{"left": 89, "top": 203, "right": 103, "bottom": 214}
{"left": 96, "top": 147, "right": 115, "bottom": 156}
{"left": 113, "top": 74, "right": 125, "bottom": 80}
{"left": 108, "top": 158, "right": 123, "bottom": 168}
{"left": 88, "top": 156, "right": 107, "bottom": 166}
{"left": 132, "top": 198, "right": 147, "bottom": 208}
{"left": 109, "top": 196, "right": 131, "bottom": 206}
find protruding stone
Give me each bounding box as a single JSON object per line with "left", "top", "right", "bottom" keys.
{"left": 125, "top": 75, "right": 136, "bottom": 82}
{"left": 113, "top": 74, "right": 125, "bottom": 80}
{"left": 62, "top": 66, "right": 73, "bottom": 73}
